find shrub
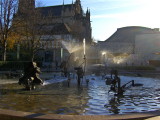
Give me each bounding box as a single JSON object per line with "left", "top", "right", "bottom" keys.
{"left": 0, "top": 61, "right": 42, "bottom": 71}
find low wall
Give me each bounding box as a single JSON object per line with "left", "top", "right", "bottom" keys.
{"left": 0, "top": 109, "right": 160, "bottom": 120}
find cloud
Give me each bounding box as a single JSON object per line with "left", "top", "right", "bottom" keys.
{"left": 84, "top": 0, "right": 146, "bottom": 16}
{"left": 91, "top": 12, "right": 130, "bottom": 19}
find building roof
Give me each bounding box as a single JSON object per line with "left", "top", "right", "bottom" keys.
{"left": 100, "top": 42, "right": 134, "bottom": 54}
{"left": 37, "top": 4, "right": 74, "bottom": 17}
{"left": 39, "top": 23, "right": 71, "bottom": 35}
{"left": 106, "top": 26, "right": 160, "bottom": 43}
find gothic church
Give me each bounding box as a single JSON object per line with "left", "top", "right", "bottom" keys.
{"left": 18, "top": 0, "right": 92, "bottom": 44}
{"left": 17, "top": 0, "right": 92, "bottom": 64}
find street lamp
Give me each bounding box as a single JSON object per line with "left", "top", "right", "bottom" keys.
{"left": 102, "top": 51, "right": 106, "bottom": 64}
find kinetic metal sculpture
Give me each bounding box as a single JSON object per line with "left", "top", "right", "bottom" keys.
{"left": 106, "top": 70, "right": 143, "bottom": 95}
{"left": 19, "top": 62, "right": 43, "bottom": 90}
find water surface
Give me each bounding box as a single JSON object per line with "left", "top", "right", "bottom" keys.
{"left": 0, "top": 75, "right": 160, "bottom": 115}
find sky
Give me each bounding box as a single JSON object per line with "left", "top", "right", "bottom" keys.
{"left": 38, "top": 0, "right": 160, "bottom": 41}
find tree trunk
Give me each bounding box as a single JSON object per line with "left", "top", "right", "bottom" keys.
{"left": 2, "top": 41, "right": 7, "bottom": 61}
{"left": 30, "top": 49, "right": 34, "bottom": 62}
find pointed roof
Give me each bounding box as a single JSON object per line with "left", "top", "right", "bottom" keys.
{"left": 40, "top": 23, "right": 71, "bottom": 35}
{"left": 37, "top": 4, "right": 74, "bottom": 17}
{"left": 75, "top": 0, "right": 81, "bottom": 3}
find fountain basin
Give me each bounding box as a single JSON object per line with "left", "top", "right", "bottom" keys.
{"left": 0, "top": 74, "right": 160, "bottom": 116}
{"left": 0, "top": 108, "right": 159, "bottom": 120}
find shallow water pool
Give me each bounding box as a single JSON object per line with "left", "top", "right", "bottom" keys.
{"left": 0, "top": 75, "right": 160, "bottom": 115}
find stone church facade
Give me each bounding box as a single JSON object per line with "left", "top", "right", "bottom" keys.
{"left": 16, "top": 0, "right": 92, "bottom": 67}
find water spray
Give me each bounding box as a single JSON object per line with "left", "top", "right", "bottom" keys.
{"left": 83, "top": 38, "right": 86, "bottom": 74}
{"left": 83, "top": 38, "right": 86, "bottom": 57}
{"left": 82, "top": 38, "right": 86, "bottom": 85}
{"left": 74, "top": 38, "right": 87, "bottom": 87}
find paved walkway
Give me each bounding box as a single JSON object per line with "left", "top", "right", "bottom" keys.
{"left": 146, "top": 116, "right": 160, "bottom": 120}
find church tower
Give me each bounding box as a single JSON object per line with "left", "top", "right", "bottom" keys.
{"left": 74, "top": 0, "right": 82, "bottom": 15}
{"left": 86, "top": 8, "right": 90, "bottom": 21}
{"left": 18, "top": 0, "right": 35, "bottom": 14}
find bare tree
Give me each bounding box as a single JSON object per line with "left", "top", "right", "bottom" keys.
{"left": 0, "top": 0, "right": 18, "bottom": 61}
{"left": 14, "top": 2, "right": 51, "bottom": 61}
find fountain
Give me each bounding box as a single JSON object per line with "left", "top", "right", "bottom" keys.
{"left": 1, "top": 74, "right": 160, "bottom": 116}
{"left": 74, "top": 39, "right": 86, "bottom": 86}
{"left": 106, "top": 70, "right": 143, "bottom": 95}
{"left": 18, "top": 62, "right": 43, "bottom": 90}
{"left": 0, "top": 40, "right": 160, "bottom": 119}
{"left": 83, "top": 38, "right": 86, "bottom": 74}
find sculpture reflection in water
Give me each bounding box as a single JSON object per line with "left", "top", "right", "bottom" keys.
{"left": 104, "top": 96, "right": 122, "bottom": 114}
{"left": 19, "top": 62, "right": 43, "bottom": 90}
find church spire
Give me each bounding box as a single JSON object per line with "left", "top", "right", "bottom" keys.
{"left": 74, "top": 0, "right": 82, "bottom": 14}
{"left": 18, "top": 0, "right": 35, "bottom": 13}
{"left": 86, "top": 7, "right": 89, "bottom": 13}
{"left": 86, "top": 8, "right": 90, "bottom": 20}
{"left": 75, "top": 0, "right": 81, "bottom": 4}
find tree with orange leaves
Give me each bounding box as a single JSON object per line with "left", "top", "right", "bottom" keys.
{"left": 0, "top": 0, "right": 18, "bottom": 61}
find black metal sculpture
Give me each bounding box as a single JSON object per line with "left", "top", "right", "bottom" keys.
{"left": 18, "top": 62, "right": 43, "bottom": 90}
{"left": 74, "top": 67, "right": 84, "bottom": 86}
{"left": 109, "top": 70, "right": 124, "bottom": 95}
{"left": 106, "top": 70, "right": 143, "bottom": 95}
{"left": 60, "top": 60, "right": 68, "bottom": 77}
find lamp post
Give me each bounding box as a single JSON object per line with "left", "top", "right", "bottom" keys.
{"left": 17, "top": 43, "right": 20, "bottom": 61}
{"left": 61, "top": 47, "right": 63, "bottom": 62}
{"left": 102, "top": 52, "right": 106, "bottom": 64}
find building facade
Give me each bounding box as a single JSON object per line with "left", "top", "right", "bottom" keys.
{"left": 98, "top": 26, "right": 160, "bottom": 66}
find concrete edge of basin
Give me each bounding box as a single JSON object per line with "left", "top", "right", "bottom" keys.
{"left": 0, "top": 108, "right": 160, "bottom": 120}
